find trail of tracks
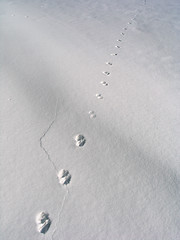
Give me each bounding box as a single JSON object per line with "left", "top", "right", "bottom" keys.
{"left": 39, "top": 99, "right": 69, "bottom": 239}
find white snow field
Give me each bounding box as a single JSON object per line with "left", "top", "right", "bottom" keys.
{"left": 1, "top": 0, "right": 180, "bottom": 239}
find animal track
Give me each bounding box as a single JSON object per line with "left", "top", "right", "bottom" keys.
{"left": 110, "top": 53, "right": 118, "bottom": 56}
{"left": 96, "top": 94, "right": 103, "bottom": 99}
{"left": 106, "top": 62, "right": 112, "bottom": 65}
{"left": 36, "top": 212, "right": 51, "bottom": 234}
{"left": 102, "top": 71, "right": 110, "bottom": 76}
{"left": 58, "top": 169, "right": 71, "bottom": 185}
{"left": 100, "top": 81, "right": 109, "bottom": 86}
{"left": 35, "top": 7, "right": 143, "bottom": 240}
{"left": 88, "top": 111, "right": 96, "bottom": 119}
{"left": 39, "top": 99, "right": 71, "bottom": 239}
{"left": 74, "top": 134, "right": 86, "bottom": 147}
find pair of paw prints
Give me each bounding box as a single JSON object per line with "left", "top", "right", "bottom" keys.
{"left": 36, "top": 212, "right": 51, "bottom": 234}
{"left": 74, "top": 134, "right": 86, "bottom": 147}
{"left": 88, "top": 111, "right": 96, "bottom": 119}
{"left": 58, "top": 169, "right": 71, "bottom": 185}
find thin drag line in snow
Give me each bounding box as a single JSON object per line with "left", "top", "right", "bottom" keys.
{"left": 39, "top": 99, "right": 59, "bottom": 174}
{"left": 51, "top": 187, "right": 69, "bottom": 240}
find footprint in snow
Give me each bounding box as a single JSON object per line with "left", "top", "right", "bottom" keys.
{"left": 110, "top": 53, "right": 118, "bottom": 56}
{"left": 106, "top": 62, "right": 112, "bottom": 65}
{"left": 123, "top": 27, "right": 127, "bottom": 30}
{"left": 36, "top": 212, "right": 51, "bottom": 234}
{"left": 117, "top": 39, "right": 122, "bottom": 42}
{"left": 96, "top": 94, "right": 103, "bottom": 99}
{"left": 100, "top": 81, "right": 109, "bottom": 86}
{"left": 102, "top": 71, "right": 110, "bottom": 76}
{"left": 128, "top": 22, "right": 132, "bottom": 24}
{"left": 74, "top": 134, "right": 86, "bottom": 147}
{"left": 115, "top": 45, "right": 120, "bottom": 48}
{"left": 88, "top": 111, "right": 96, "bottom": 119}
{"left": 58, "top": 169, "right": 71, "bottom": 185}
{"left": 121, "top": 32, "right": 125, "bottom": 35}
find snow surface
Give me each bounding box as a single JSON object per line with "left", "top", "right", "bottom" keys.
{"left": 1, "top": 0, "right": 180, "bottom": 239}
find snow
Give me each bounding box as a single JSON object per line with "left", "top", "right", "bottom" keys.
{"left": 1, "top": 0, "right": 180, "bottom": 239}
